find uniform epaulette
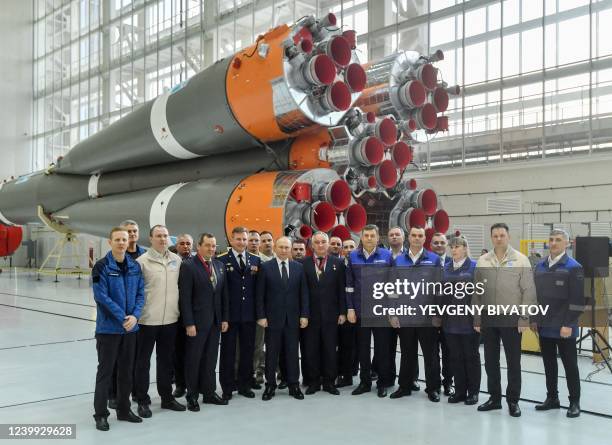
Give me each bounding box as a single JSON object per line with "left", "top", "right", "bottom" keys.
{"left": 217, "top": 251, "right": 229, "bottom": 257}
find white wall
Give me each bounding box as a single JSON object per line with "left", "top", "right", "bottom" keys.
{"left": 0, "top": 0, "right": 33, "bottom": 180}
{"left": 412, "top": 154, "right": 612, "bottom": 252}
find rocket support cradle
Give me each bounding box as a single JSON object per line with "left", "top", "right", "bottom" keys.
{"left": 0, "top": 13, "right": 456, "bottom": 255}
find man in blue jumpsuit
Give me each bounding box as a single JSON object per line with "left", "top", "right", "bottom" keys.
{"left": 533, "top": 229, "right": 584, "bottom": 418}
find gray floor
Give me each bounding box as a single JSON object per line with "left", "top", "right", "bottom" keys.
{"left": 1, "top": 269, "right": 611, "bottom": 445}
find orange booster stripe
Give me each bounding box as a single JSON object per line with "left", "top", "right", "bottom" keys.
{"left": 226, "top": 26, "right": 291, "bottom": 142}
{"left": 288, "top": 128, "right": 332, "bottom": 170}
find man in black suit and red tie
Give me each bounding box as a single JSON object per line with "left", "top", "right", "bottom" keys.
{"left": 302, "top": 232, "right": 347, "bottom": 395}
{"left": 178, "top": 233, "right": 229, "bottom": 412}
{"left": 256, "top": 236, "right": 309, "bottom": 401}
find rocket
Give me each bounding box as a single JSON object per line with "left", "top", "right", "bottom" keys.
{"left": 0, "top": 13, "right": 457, "bottom": 256}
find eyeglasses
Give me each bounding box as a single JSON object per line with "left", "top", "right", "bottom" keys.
{"left": 431, "top": 241, "right": 447, "bottom": 246}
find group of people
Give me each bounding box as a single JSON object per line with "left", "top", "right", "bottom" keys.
{"left": 91, "top": 219, "right": 585, "bottom": 431}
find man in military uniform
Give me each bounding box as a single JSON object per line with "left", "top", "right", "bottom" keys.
{"left": 218, "top": 227, "right": 261, "bottom": 400}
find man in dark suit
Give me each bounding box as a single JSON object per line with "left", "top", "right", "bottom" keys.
{"left": 218, "top": 226, "right": 261, "bottom": 400}
{"left": 302, "top": 232, "right": 346, "bottom": 395}
{"left": 178, "top": 233, "right": 229, "bottom": 412}
{"left": 256, "top": 236, "right": 309, "bottom": 401}
{"left": 173, "top": 233, "right": 194, "bottom": 399}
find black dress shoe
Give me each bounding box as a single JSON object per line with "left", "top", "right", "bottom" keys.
{"left": 567, "top": 402, "right": 580, "bottom": 418}
{"left": 465, "top": 394, "right": 479, "bottom": 405}
{"left": 222, "top": 392, "right": 233, "bottom": 401}
{"left": 289, "top": 385, "right": 304, "bottom": 400}
{"left": 371, "top": 371, "right": 378, "bottom": 381}
{"left": 478, "top": 398, "right": 502, "bottom": 412}
{"left": 336, "top": 376, "right": 353, "bottom": 388}
{"left": 117, "top": 410, "right": 143, "bottom": 423}
{"left": 443, "top": 384, "right": 455, "bottom": 396}
{"left": 305, "top": 385, "right": 320, "bottom": 395}
{"left": 107, "top": 398, "right": 117, "bottom": 410}
{"left": 427, "top": 391, "right": 440, "bottom": 403}
{"left": 448, "top": 394, "right": 466, "bottom": 404}
{"left": 377, "top": 387, "right": 387, "bottom": 398}
{"left": 262, "top": 386, "right": 275, "bottom": 401}
{"left": 173, "top": 386, "right": 186, "bottom": 398}
{"left": 137, "top": 404, "right": 152, "bottom": 418}
{"left": 94, "top": 416, "right": 109, "bottom": 431}
{"left": 278, "top": 380, "right": 288, "bottom": 390}
{"left": 161, "top": 399, "right": 186, "bottom": 411}
{"left": 202, "top": 393, "right": 228, "bottom": 405}
{"left": 251, "top": 379, "right": 262, "bottom": 390}
{"left": 186, "top": 398, "right": 200, "bottom": 412}
{"left": 351, "top": 383, "right": 371, "bottom": 395}
{"left": 390, "top": 387, "right": 412, "bottom": 399}
{"left": 255, "top": 373, "right": 264, "bottom": 385}
{"left": 322, "top": 384, "right": 340, "bottom": 395}
{"left": 535, "top": 397, "right": 560, "bottom": 411}
{"left": 508, "top": 402, "right": 521, "bottom": 417}
{"left": 238, "top": 388, "right": 255, "bottom": 398}
{"left": 411, "top": 381, "right": 420, "bottom": 392}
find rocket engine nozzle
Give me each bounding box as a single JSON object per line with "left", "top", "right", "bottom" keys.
{"left": 431, "top": 87, "right": 449, "bottom": 113}
{"left": 299, "top": 224, "right": 313, "bottom": 239}
{"left": 330, "top": 224, "right": 352, "bottom": 241}
{"left": 314, "top": 179, "right": 352, "bottom": 211}
{"left": 390, "top": 141, "right": 413, "bottom": 169}
{"left": 345, "top": 63, "right": 367, "bottom": 93}
{"left": 344, "top": 203, "right": 367, "bottom": 233}
{"left": 413, "top": 188, "right": 438, "bottom": 216}
{"left": 375, "top": 117, "right": 398, "bottom": 146}
{"left": 303, "top": 54, "right": 337, "bottom": 86}
{"left": 413, "top": 63, "right": 438, "bottom": 91}
{"left": 303, "top": 201, "right": 337, "bottom": 232}
{"left": 410, "top": 103, "right": 438, "bottom": 130}
{"left": 398, "top": 207, "right": 427, "bottom": 232}
{"left": 299, "top": 38, "right": 314, "bottom": 54}
{"left": 319, "top": 13, "right": 337, "bottom": 29}
{"left": 320, "top": 82, "right": 352, "bottom": 112}
{"left": 433, "top": 209, "right": 449, "bottom": 233}
{"left": 318, "top": 36, "right": 352, "bottom": 67}
{"left": 398, "top": 80, "right": 426, "bottom": 109}
{"left": 372, "top": 160, "right": 398, "bottom": 189}
{"left": 353, "top": 136, "right": 385, "bottom": 167}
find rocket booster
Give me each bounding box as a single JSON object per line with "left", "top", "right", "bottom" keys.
{"left": 50, "top": 169, "right": 368, "bottom": 243}
{"left": 55, "top": 14, "right": 366, "bottom": 175}
{"left": 0, "top": 13, "right": 456, "bottom": 256}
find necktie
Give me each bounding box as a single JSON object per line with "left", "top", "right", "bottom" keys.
{"left": 317, "top": 257, "right": 325, "bottom": 270}
{"left": 281, "top": 261, "right": 289, "bottom": 286}
{"left": 238, "top": 253, "right": 245, "bottom": 270}
{"left": 316, "top": 257, "right": 324, "bottom": 280}
{"left": 206, "top": 260, "right": 217, "bottom": 287}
